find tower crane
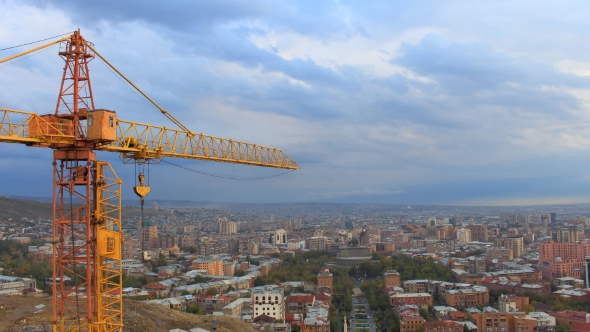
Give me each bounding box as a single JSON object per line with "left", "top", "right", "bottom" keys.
{"left": 0, "top": 30, "right": 299, "bottom": 332}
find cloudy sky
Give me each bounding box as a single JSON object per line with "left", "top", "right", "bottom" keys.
{"left": 1, "top": 0, "right": 590, "bottom": 205}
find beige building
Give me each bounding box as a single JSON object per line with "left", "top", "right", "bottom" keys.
{"left": 140, "top": 221, "right": 158, "bottom": 250}
{"left": 270, "top": 229, "right": 287, "bottom": 244}
{"left": 384, "top": 270, "right": 401, "bottom": 287}
{"left": 192, "top": 257, "right": 224, "bottom": 276}
{"left": 456, "top": 228, "right": 471, "bottom": 243}
{"left": 218, "top": 217, "right": 237, "bottom": 235}
{"left": 223, "top": 261, "right": 235, "bottom": 277}
{"left": 252, "top": 286, "right": 285, "bottom": 320}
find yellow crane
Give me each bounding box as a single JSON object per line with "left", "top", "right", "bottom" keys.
{"left": 0, "top": 30, "right": 298, "bottom": 332}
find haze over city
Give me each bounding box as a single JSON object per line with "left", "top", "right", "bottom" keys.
{"left": 2, "top": 1, "right": 590, "bottom": 205}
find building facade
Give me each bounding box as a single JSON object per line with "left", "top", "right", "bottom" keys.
{"left": 317, "top": 269, "right": 333, "bottom": 290}
{"left": 385, "top": 270, "right": 401, "bottom": 287}
{"left": 538, "top": 241, "right": 590, "bottom": 279}
{"left": 252, "top": 286, "right": 285, "bottom": 321}
{"left": 192, "top": 257, "right": 224, "bottom": 276}
{"left": 445, "top": 286, "right": 489, "bottom": 308}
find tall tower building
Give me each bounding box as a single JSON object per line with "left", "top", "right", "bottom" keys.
{"left": 141, "top": 221, "right": 158, "bottom": 250}
{"left": 158, "top": 234, "right": 178, "bottom": 249}
{"left": 123, "top": 234, "right": 134, "bottom": 259}
{"left": 467, "top": 224, "right": 488, "bottom": 242}
{"left": 218, "top": 217, "right": 237, "bottom": 234}
{"left": 317, "top": 269, "right": 333, "bottom": 290}
{"left": 457, "top": 228, "right": 472, "bottom": 243}
{"left": 496, "top": 236, "right": 524, "bottom": 258}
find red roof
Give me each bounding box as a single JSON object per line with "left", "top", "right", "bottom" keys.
{"left": 571, "top": 322, "right": 590, "bottom": 332}
{"left": 450, "top": 311, "right": 466, "bottom": 320}
{"left": 144, "top": 282, "right": 168, "bottom": 290}
{"left": 287, "top": 295, "right": 315, "bottom": 303}
{"left": 424, "top": 321, "right": 463, "bottom": 328}
{"left": 550, "top": 310, "right": 590, "bottom": 321}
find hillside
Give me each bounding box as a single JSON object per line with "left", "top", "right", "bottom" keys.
{"left": 0, "top": 196, "right": 170, "bottom": 222}
{"left": 0, "top": 296, "right": 256, "bottom": 332}
{"left": 0, "top": 196, "right": 52, "bottom": 221}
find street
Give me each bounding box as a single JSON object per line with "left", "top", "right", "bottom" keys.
{"left": 349, "top": 295, "right": 376, "bottom": 332}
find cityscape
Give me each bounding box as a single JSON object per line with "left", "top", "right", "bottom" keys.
{"left": 1, "top": 198, "right": 590, "bottom": 331}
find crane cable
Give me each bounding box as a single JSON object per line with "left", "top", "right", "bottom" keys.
{"left": 0, "top": 31, "right": 74, "bottom": 52}
{"left": 161, "top": 160, "right": 295, "bottom": 180}
{"left": 0, "top": 43, "right": 57, "bottom": 70}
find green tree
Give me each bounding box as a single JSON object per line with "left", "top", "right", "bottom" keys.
{"left": 234, "top": 270, "right": 247, "bottom": 277}
{"left": 206, "top": 287, "right": 218, "bottom": 295}
{"left": 194, "top": 275, "right": 212, "bottom": 283}
{"left": 186, "top": 303, "right": 203, "bottom": 315}
{"left": 122, "top": 275, "right": 142, "bottom": 288}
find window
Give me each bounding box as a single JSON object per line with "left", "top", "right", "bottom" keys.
{"left": 109, "top": 115, "right": 114, "bottom": 127}
{"left": 88, "top": 115, "right": 93, "bottom": 126}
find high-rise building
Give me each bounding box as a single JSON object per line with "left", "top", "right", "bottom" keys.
{"left": 495, "top": 236, "right": 524, "bottom": 258}
{"left": 140, "top": 221, "right": 158, "bottom": 250}
{"left": 218, "top": 217, "right": 237, "bottom": 234}
{"left": 466, "top": 224, "right": 488, "bottom": 242}
{"left": 123, "top": 234, "right": 134, "bottom": 259}
{"left": 457, "top": 228, "right": 472, "bottom": 243}
{"left": 158, "top": 234, "right": 177, "bottom": 249}
{"left": 508, "top": 236, "right": 524, "bottom": 258}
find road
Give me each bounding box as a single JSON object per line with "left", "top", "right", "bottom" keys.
{"left": 349, "top": 295, "right": 376, "bottom": 332}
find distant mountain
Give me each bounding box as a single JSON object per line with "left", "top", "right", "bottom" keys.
{"left": 0, "top": 196, "right": 52, "bottom": 220}
{"left": 0, "top": 196, "right": 171, "bottom": 221}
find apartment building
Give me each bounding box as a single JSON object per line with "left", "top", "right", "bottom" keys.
{"left": 252, "top": 286, "right": 285, "bottom": 321}
{"left": 445, "top": 286, "right": 489, "bottom": 308}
